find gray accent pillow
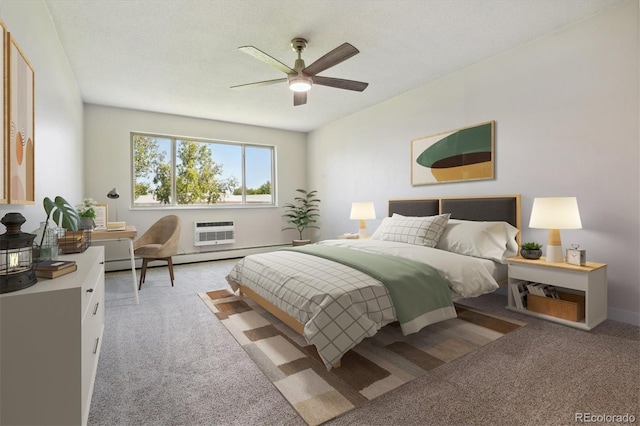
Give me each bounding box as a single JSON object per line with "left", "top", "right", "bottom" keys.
{"left": 382, "top": 213, "right": 451, "bottom": 247}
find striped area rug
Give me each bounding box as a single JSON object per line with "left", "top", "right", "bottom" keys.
{"left": 199, "top": 289, "right": 524, "bottom": 426}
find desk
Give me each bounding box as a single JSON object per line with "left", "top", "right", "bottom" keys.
{"left": 92, "top": 225, "right": 139, "bottom": 304}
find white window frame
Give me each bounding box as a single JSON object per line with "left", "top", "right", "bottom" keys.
{"left": 131, "top": 132, "right": 276, "bottom": 209}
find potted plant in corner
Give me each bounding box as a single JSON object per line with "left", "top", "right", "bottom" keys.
{"left": 520, "top": 242, "right": 543, "bottom": 260}
{"left": 282, "top": 189, "right": 321, "bottom": 246}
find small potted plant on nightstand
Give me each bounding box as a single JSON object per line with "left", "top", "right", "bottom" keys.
{"left": 520, "top": 242, "right": 543, "bottom": 260}
{"left": 282, "top": 189, "right": 321, "bottom": 246}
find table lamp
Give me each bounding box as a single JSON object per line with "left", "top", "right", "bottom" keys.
{"left": 350, "top": 202, "right": 376, "bottom": 239}
{"left": 0, "top": 213, "right": 37, "bottom": 293}
{"left": 529, "top": 197, "right": 582, "bottom": 263}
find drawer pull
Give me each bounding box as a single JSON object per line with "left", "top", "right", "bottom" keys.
{"left": 93, "top": 337, "right": 100, "bottom": 354}
{"left": 100, "top": 261, "right": 105, "bottom": 265}
{"left": 86, "top": 288, "right": 94, "bottom": 293}
{"left": 93, "top": 302, "right": 100, "bottom": 315}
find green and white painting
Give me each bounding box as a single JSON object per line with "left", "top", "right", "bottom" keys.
{"left": 411, "top": 121, "right": 494, "bottom": 185}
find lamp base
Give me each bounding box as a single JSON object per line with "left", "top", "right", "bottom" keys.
{"left": 0, "top": 270, "right": 37, "bottom": 293}
{"left": 545, "top": 245, "right": 564, "bottom": 263}
{"left": 358, "top": 219, "right": 369, "bottom": 239}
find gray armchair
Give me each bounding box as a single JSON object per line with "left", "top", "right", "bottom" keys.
{"left": 133, "top": 215, "right": 181, "bottom": 290}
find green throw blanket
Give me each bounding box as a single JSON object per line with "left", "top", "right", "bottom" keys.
{"left": 282, "top": 244, "right": 456, "bottom": 334}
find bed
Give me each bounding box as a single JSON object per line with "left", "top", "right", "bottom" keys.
{"left": 226, "top": 195, "right": 521, "bottom": 369}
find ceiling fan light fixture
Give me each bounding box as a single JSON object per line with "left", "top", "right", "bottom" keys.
{"left": 289, "top": 75, "right": 312, "bottom": 92}
{"left": 234, "top": 39, "right": 367, "bottom": 105}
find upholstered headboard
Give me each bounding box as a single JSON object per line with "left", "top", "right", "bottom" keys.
{"left": 388, "top": 195, "right": 521, "bottom": 236}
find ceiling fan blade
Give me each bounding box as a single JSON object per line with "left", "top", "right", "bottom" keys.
{"left": 230, "top": 78, "right": 288, "bottom": 89}
{"left": 303, "top": 43, "right": 359, "bottom": 76}
{"left": 238, "top": 46, "right": 295, "bottom": 74}
{"left": 293, "top": 91, "right": 307, "bottom": 106}
{"left": 312, "top": 76, "right": 368, "bottom": 92}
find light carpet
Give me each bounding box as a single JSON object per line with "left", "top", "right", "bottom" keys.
{"left": 199, "top": 289, "right": 524, "bottom": 426}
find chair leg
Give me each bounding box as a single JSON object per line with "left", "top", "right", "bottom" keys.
{"left": 167, "top": 257, "right": 175, "bottom": 287}
{"left": 139, "top": 258, "right": 148, "bottom": 290}
{"left": 138, "top": 257, "right": 175, "bottom": 289}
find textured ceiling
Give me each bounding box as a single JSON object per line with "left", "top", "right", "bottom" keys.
{"left": 44, "top": 0, "right": 624, "bottom": 133}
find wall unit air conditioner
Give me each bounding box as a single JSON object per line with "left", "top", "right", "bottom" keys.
{"left": 193, "top": 220, "right": 235, "bottom": 246}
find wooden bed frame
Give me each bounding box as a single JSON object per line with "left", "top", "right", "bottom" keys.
{"left": 237, "top": 194, "right": 522, "bottom": 365}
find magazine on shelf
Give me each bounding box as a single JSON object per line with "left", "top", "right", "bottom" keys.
{"left": 525, "top": 282, "right": 560, "bottom": 299}
{"left": 511, "top": 281, "right": 529, "bottom": 309}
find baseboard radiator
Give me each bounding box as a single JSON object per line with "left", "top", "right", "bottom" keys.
{"left": 193, "top": 220, "right": 235, "bottom": 246}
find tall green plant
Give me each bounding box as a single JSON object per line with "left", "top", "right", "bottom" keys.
{"left": 282, "top": 189, "right": 321, "bottom": 240}
{"left": 39, "top": 196, "right": 79, "bottom": 247}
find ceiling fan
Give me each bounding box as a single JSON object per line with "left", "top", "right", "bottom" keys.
{"left": 231, "top": 38, "right": 368, "bottom": 106}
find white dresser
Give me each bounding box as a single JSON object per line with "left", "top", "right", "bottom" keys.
{"left": 0, "top": 246, "right": 105, "bottom": 426}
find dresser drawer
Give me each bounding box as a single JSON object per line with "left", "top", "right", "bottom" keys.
{"left": 1, "top": 247, "right": 105, "bottom": 426}
{"left": 82, "top": 254, "right": 105, "bottom": 318}
{"left": 81, "top": 271, "right": 104, "bottom": 422}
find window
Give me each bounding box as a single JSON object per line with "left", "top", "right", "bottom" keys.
{"left": 132, "top": 133, "right": 274, "bottom": 207}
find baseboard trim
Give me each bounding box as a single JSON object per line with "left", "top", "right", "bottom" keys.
{"left": 104, "top": 244, "right": 288, "bottom": 272}
{"left": 607, "top": 307, "right": 640, "bottom": 327}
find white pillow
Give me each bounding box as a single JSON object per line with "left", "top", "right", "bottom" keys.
{"left": 435, "top": 219, "right": 519, "bottom": 263}
{"left": 381, "top": 213, "right": 450, "bottom": 247}
{"left": 370, "top": 216, "right": 393, "bottom": 240}
{"left": 370, "top": 213, "right": 415, "bottom": 240}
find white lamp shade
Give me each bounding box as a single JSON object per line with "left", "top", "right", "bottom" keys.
{"left": 529, "top": 197, "right": 582, "bottom": 230}
{"left": 350, "top": 202, "right": 376, "bottom": 220}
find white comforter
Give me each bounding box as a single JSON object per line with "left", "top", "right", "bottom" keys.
{"left": 225, "top": 240, "right": 499, "bottom": 369}
{"left": 319, "top": 239, "right": 499, "bottom": 297}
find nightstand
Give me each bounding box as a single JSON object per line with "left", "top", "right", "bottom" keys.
{"left": 506, "top": 256, "right": 607, "bottom": 330}
{"left": 338, "top": 233, "right": 359, "bottom": 239}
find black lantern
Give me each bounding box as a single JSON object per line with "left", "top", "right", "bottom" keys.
{"left": 0, "top": 213, "right": 37, "bottom": 293}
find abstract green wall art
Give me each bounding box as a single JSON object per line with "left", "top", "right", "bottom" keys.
{"left": 411, "top": 121, "right": 494, "bottom": 185}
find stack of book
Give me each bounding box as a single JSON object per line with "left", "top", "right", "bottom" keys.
{"left": 58, "top": 230, "right": 89, "bottom": 254}
{"left": 107, "top": 222, "right": 126, "bottom": 231}
{"left": 35, "top": 260, "right": 77, "bottom": 279}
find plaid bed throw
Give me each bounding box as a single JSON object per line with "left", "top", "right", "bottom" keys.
{"left": 283, "top": 245, "right": 456, "bottom": 335}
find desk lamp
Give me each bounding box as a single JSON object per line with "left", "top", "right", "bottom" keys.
{"left": 529, "top": 197, "right": 582, "bottom": 263}
{"left": 350, "top": 202, "right": 376, "bottom": 239}
{"left": 107, "top": 187, "right": 120, "bottom": 222}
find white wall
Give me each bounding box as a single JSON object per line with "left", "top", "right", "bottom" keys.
{"left": 308, "top": 2, "right": 639, "bottom": 325}
{"left": 83, "top": 105, "right": 307, "bottom": 265}
{"left": 2, "top": 1, "right": 636, "bottom": 325}
{"left": 0, "top": 1, "right": 84, "bottom": 229}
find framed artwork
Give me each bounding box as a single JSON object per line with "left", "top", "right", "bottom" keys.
{"left": 0, "top": 21, "right": 7, "bottom": 204}
{"left": 411, "top": 120, "right": 495, "bottom": 186}
{"left": 94, "top": 204, "right": 108, "bottom": 230}
{"left": 8, "top": 34, "right": 34, "bottom": 204}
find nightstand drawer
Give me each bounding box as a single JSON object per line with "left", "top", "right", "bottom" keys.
{"left": 509, "top": 264, "right": 586, "bottom": 291}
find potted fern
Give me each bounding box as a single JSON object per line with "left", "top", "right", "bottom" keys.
{"left": 282, "top": 189, "right": 320, "bottom": 246}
